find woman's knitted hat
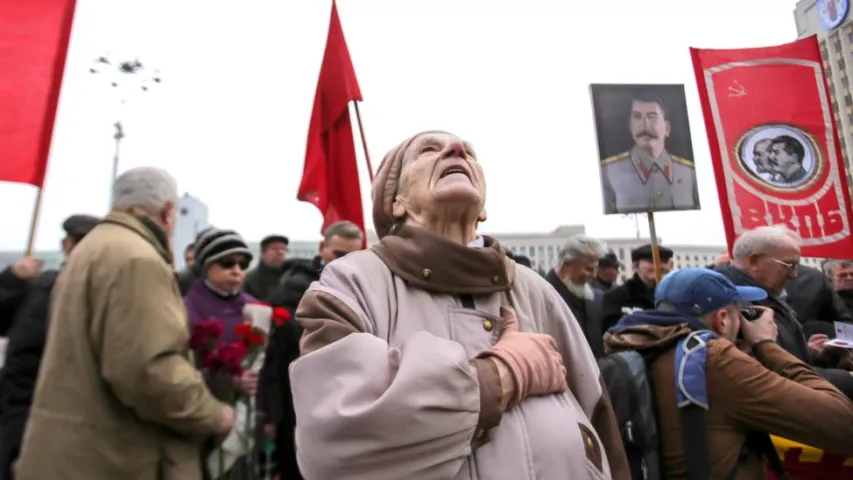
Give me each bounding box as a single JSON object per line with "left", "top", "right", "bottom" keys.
{"left": 371, "top": 130, "right": 449, "bottom": 239}
{"left": 194, "top": 228, "right": 253, "bottom": 269}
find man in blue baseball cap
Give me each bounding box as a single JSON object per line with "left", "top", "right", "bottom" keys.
{"left": 653, "top": 267, "right": 768, "bottom": 341}
{"left": 602, "top": 268, "right": 853, "bottom": 479}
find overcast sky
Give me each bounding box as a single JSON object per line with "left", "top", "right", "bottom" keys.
{"left": 0, "top": 0, "right": 800, "bottom": 251}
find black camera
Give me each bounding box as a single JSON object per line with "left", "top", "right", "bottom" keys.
{"left": 740, "top": 307, "right": 762, "bottom": 321}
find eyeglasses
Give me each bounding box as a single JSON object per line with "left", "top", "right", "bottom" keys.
{"left": 767, "top": 256, "right": 798, "bottom": 273}
{"left": 215, "top": 257, "right": 250, "bottom": 271}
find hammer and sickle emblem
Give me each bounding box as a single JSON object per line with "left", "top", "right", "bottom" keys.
{"left": 728, "top": 80, "right": 746, "bottom": 98}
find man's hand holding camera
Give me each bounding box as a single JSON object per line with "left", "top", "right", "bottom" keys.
{"left": 740, "top": 306, "right": 778, "bottom": 349}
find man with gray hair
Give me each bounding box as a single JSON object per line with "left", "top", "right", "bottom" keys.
{"left": 545, "top": 234, "right": 608, "bottom": 357}
{"left": 830, "top": 260, "right": 853, "bottom": 313}
{"left": 260, "top": 220, "right": 364, "bottom": 479}
{"left": 715, "top": 224, "right": 853, "bottom": 398}
{"left": 15, "top": 167, "right": 235, "bottom": 479}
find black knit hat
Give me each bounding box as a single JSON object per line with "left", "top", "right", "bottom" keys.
{"left": 194, "top": 228, "right": 253, "bottom": 269}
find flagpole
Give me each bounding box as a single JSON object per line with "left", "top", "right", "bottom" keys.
{"left": 352, "top": 102, "right": 374, "bottom": 181}
{"left": 24, "top": 188, "right": 45, "bottom": 256}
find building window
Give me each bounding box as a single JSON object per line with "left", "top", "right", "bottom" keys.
{"left": 834, "top": 40, "right": 842, "bottom": 53}
{"left": 834, "top": 100, "right": 840, "bottom": 113}
{"left": 839, "top": 58, "right": 846, "bottom": 70}
{"left": 848, "top": 114, "right": 853, "bottom": 124}
{"left": 831, "top": 82, "right": 837, "bottom": 95}
{"left": 844, "top": 76, "right": 850, "bottom": 88}
{"left": 845, "top": 94, "right": 852, "bottom": 107}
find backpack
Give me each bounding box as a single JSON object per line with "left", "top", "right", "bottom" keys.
{"left": 599, "top": 330, "right": 788, "bottom": 480}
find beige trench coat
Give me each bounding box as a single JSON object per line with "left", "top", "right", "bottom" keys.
{"left": 14, "top": 212, "right": 222, "bottom": 480}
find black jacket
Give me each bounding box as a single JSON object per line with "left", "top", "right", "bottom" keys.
{"left": 784, "top": 264, "right": 853, "bottom": 336}
{"left": 176, "top": 268, "right": 195, "bottom": 296}
{"left": 545, "top": 270, "right": 604, "bottom": 358}
{"left": 600, "top": 273, "right": 656, "bottom": 334}
{"left": 0, "top": 269, "right": 59, "bottom": 475}
{"left": 259, "top": 256, "right": 322, "bottom": 480}
{"left": 0, "top": 267, "right": 30, "bottom": 336}
{"left": 715, "top": 264, "right": 853, "bottom": 398}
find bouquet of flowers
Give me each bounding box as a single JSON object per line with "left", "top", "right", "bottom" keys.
{"left": 204, "top": 303, "right": 290, "bottom": 479}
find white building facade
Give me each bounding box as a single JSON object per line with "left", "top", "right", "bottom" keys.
{"left": 794, "top": 0, "right": 853, "bottom": 196}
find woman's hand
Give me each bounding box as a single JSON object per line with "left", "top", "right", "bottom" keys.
{"left": 233, "top": 369, "right": 260, "bottom": 396}
{"left": 479, "top": 306, "right": 567, "bottom": 408}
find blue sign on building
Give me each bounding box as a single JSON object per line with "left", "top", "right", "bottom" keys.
{"left": 819, "top": 0, "right": 850, "bottom": 31}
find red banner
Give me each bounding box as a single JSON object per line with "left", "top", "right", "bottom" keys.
{"left": 0, "top": 1, "right": 77, "bottom": 187}
{"left": 691, "top": 36, "right": 853, "bottom": 259}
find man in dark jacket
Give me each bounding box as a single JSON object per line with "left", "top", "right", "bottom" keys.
{"left": 589, "top": 251, "right": 621, "bottom": 293}
{"left": 243, "top": 234, "right": 289, "bottom": 300}
{"left": 175, "top": 242, "right": 196, "bottom": 295}
{"left": 0, "top": 214, "right": 99, "bottom": 479}
{"left": 714, "top": 225, "right": 853, "bottom": 398}
{"left": 830, "top": 260, "right": 853, "bottom": 314}
{"left": 545, "top": 234, "right": 608, "bottom": 358}
{"left": 785, "top": 263, "right": 853, "bottom": 336}
{"left": 600, "top": 244, "right": 673, "bottom": 333}
{"left": 258, "top": 221, "right": 363, "bottom": 480}
{"left": 0, "top": 258, "right": 42, "bottom": 336}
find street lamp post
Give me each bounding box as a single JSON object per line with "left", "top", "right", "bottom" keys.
{"left": 89, "top": 54, "right": 161, "bottom": 207}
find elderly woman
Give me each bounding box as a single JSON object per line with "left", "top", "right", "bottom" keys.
{"left": 184, "top": 228, "right": 260, "bottom": 398}
{"left": 290, "top": 131, "right": 628, "bottom": 480}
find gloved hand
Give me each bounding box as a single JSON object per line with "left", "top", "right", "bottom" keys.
{"left": 478, "top": 306, "right": 568, "bottom": 408}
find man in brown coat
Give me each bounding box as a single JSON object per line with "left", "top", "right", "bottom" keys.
{"left": 14, "top": 167, "right": 234, "bottom": 480}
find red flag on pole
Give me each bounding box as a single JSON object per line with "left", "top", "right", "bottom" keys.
{"left": 297, "top": 1, "right": 366, "bottom": 237}
{"left": 0, "top": 1, "right": 77, "bottom": 187}
{"left": 691, "top": 35, "right": 853, "bottom": 259}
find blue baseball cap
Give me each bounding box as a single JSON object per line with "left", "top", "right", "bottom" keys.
{"left": 655, "top": 268, "right": 767, "bottom": 316}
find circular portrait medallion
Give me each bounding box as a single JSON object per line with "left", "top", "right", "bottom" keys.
{"left": 818, "top": 0, "right": 849, "bottom": 31}
{"left": 735, "top": 124, "right": 822, "bottom": 192}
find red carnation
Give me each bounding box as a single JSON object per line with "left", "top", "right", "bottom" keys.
{"left": 190, "top": 318, "right": 223, "bottom": 351}
{"left": 235, "top": 323, "right": 266, "bottom": 346}
{"left": 202, "top": 350, "right": 225, "bottom": 370}
{"left": 272, "top": 307, "right": 291, "bottom": 326}
{"left": 219, "top": 341, "right": 247, "bottom": 376}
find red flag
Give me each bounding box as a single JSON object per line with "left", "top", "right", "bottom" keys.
{"left": 0, "top": 1, "right": 77, "bottom": 187}
{"left": 297, "top": 1, "right": 365, "bottom": 238}
{"left": 691, "top": 36, "right": 853, "bottom": 259}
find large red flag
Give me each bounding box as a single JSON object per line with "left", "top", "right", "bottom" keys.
{"left": 0, "top": 1, "right": 77, "bottom": 187}
{"left": 297, "top": 1, "right": 365, "bottom": 237}
{"left": 691, "top": 36, "right": 853, "bottom": 259}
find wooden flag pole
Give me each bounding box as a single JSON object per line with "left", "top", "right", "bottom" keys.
{"left": 647, "top": 211, "right": 663, "bottom": 283}
{"left": 352, "top": 101, "right": 374, "bottom": 181}
{"left": 24, "top": 187, "right": 46, "bottom": 257}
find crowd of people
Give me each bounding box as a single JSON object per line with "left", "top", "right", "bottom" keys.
{"left": 0, "top": 130, "right": 852, "bottom": 479}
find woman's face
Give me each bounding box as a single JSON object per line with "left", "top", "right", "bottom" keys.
{"left": 205, "top": 254, "right": 250, "bottom": 292}
{"left": 393, "top": 132, "right": 486, "bottom": 223}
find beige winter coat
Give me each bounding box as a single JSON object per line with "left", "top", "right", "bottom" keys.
{"left": 15, "top": 212, "right": 222, "bottom": 480}
{"left": 289, "top": 225, "right": 629, "bottom": 480}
